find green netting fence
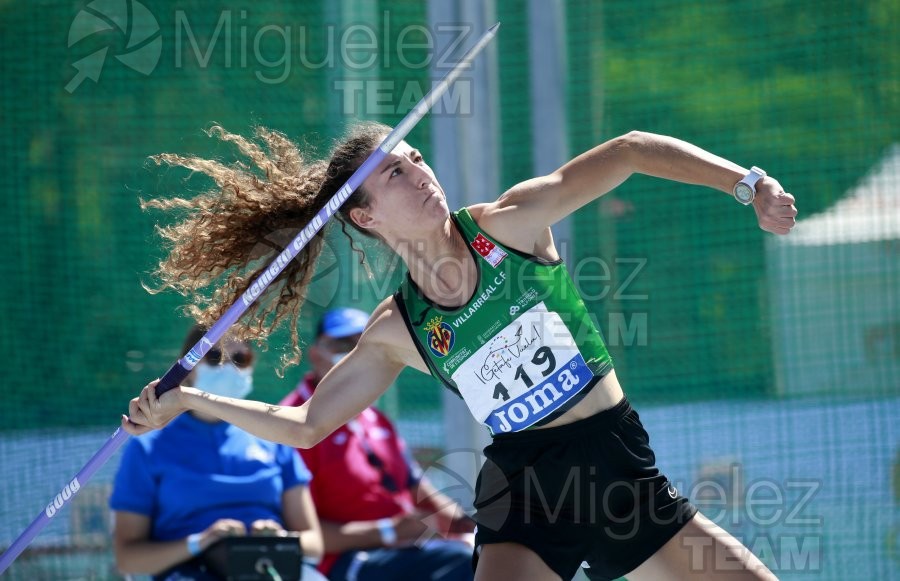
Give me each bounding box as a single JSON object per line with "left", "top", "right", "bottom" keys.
{"left": 0, "top": 0, "right": 897, "bottom": 579}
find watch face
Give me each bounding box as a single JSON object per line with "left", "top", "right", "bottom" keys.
{"left": 734, "top": 183, "right": 753, "bottom": 204}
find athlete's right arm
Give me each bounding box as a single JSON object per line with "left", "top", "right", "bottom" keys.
{"left": 122, "top": 300, "right": 415, "bottom": 448}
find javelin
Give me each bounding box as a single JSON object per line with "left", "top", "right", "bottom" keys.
{"left": 0, "top": 21, "right": 500, "bottom": 573}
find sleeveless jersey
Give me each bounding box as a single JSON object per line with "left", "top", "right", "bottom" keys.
{"left": 394, "top": 208, "right": 614, "bottom": 435}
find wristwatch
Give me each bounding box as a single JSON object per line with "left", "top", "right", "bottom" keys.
{"left": 733, "top": 166, "right": 766, "bottom": 205}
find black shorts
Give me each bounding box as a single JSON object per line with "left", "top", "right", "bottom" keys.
{"left": 472, "top": 397, "right": 697, "bottom": 580}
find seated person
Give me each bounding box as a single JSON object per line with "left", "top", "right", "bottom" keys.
{"left": 279, "top": 308, "right": 475, "bottom": 581}
{"left": 110, "top": 325, "right": 326, "bottom": 581}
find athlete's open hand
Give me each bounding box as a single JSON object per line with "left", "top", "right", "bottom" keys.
{"left": 753, "top": 176, "right": 798, "bottom": 235}
{"left": 121, "top": 379, "right": 187, "bottom": 435}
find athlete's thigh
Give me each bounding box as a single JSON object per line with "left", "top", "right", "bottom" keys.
{"left": 474, "top": 543, "right": 562, "bottom": 581}
{"left": 624, "top": 512, "right": 778, "bottom": 581}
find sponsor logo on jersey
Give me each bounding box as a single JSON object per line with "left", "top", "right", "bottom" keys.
{"left": 471, "top": 233, "right": 507, "bottom": 267}
{"left": 485, "top": 353, "right": 593, "bottom": 434}
{"left": 451, "top": 272, "right": 507, "bottom": 329}
{"left": 424, "top": 316, "right": 455, "bottom": 358}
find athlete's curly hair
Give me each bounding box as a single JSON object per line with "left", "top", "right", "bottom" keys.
{"left": 142, "top": 122, "right": 390, "bottom": 372}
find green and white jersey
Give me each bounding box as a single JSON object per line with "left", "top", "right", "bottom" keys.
{"left": 394, "top": 208, "right": 614, "bottom": 435}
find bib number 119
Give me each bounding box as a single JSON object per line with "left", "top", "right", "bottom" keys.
{"left": 493, "top": 346, "right": 556, "bottom": 401}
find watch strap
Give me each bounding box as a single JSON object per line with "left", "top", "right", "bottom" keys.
{"left": 742, "top": 166, "right": 766, "bottom": 190}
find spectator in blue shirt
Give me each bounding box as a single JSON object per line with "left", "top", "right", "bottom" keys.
{"left": 110, "top": 326, "right": 324, "bottom": 580}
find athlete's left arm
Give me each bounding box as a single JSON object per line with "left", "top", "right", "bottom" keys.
{"left": 483, "top": 131, "right": 797, "bottom": 247}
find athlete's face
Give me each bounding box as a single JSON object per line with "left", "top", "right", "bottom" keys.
{"left": 351, "top": 141, "right": 449, "bottom": 241}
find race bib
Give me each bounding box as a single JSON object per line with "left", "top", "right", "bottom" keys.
{"left": 451, "top": 302, "right": 594, "bottom": 434}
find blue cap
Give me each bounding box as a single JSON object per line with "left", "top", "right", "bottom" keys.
{"left": 318, "top": 307, "right": 369, "bottom": 338}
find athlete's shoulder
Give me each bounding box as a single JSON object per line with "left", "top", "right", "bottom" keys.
{"left": 459, "top": 203, "right": 507, "bottom": 239}
{"left": 360, "top": 298, "right": 412, "bottom": 349}
{"left": 462, "top": 203, "right": 558, "bottom": 260}
{"left": 461, "top": 203, "right": 491, "bottom": 223}
{"left": 361, "top": 296, "right": 430, "bottom": 373}
{"left": 359, "top": 296, "right": 401, "bottom": 341}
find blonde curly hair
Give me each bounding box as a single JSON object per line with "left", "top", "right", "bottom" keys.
{"left": 142, "top": 122, "right": 390, "bottom": 372}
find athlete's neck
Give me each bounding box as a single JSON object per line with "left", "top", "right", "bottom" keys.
{"left": 392, "top": 217, "right": 477, "bottom": 308}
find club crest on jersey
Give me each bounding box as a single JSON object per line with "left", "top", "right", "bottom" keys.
{"left": 424, "top": 316, "right": 455, "bottom": 358}
{"left": 471, "top": 233, "right": 507, "bottom": 267}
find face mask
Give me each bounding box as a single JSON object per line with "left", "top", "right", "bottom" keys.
{"left": 193, "top": 362, "right": 253, "bottom": 399}
{"left": 330, "top": 352, "right": 350, "bottom": 366}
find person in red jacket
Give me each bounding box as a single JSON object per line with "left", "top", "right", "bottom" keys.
{"left": 279, "top": 307, "right": 476, "bottom": 581}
